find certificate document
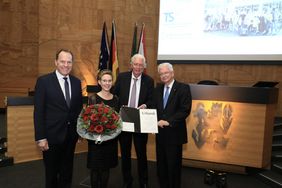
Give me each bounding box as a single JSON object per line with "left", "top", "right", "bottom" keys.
{"left": 120, "top": 106, "right": 158, "bottom": 133}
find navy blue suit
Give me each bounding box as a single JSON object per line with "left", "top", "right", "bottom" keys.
{"left": 34, "top": 71, "right": 83, "bottom": 188}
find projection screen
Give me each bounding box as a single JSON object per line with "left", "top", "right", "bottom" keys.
{"left": 157, "top": 0, "right": 282, "bottom": 63}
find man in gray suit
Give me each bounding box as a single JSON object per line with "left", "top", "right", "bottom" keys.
{"left": 34, "top": 49, "right": 83, "bottom": 188}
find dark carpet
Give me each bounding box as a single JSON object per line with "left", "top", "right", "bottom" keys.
{"left": 0, "top": 152, "right": 271, "bottom": 188}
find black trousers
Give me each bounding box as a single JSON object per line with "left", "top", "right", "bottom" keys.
{"left": 119, "top": 131, "right": 148, "bottom": 185}
{"left": 42, "top": 137, "right": 77, "bottom": 188}
{"left": 156, "top": 143, "right": 183, "bottom": 188}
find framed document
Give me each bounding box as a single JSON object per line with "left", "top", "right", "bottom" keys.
{"left": 120, "top": 106, "right": 158, "bottom": 133}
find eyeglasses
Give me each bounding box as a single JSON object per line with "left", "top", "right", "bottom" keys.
{"left": 159, "top": 72, "right": 171, "bottom": 77}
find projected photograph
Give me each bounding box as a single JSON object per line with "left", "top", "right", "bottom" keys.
{"left": 158, "top": 0, "right": 282, "bottom": 61}
{"left": 204, "top": 0, "right": 282, "bottom": 36}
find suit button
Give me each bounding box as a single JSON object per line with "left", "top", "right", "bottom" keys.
{"left": 67, "top": 122, "right": 71, "bottom": 125}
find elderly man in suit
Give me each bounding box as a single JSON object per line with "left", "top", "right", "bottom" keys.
{"left": 154, "top": 62, "right": 192, "bottom": 188}
{"left": 114, "top": 54, "right": 154, "bottom": 188}
{"left": 34, "top": 49, "right": 83, "bottom": 188}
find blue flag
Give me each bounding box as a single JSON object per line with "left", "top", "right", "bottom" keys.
{"left": 99, "top": 22, "right": 110, "bottom": 70}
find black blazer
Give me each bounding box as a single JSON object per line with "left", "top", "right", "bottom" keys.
{"left": 34, "top": 72, "right": 83, "bottom": 144}
{"left": 154, "top": 81, "right": 192, "bottom": 145}
{"left": 114, "top": 71, "right": 154, "bottom": 110}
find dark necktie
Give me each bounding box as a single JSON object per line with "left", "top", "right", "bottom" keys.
{"left": 63, "top": 77, "right": 71, "bottom": 107}
{"left": 129, "top": 78, "right": 138, "bottom": 108}
{"left": 163, "top": 86, "right": 170, "bottom": 108}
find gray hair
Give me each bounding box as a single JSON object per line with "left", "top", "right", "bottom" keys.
{"left": 157, "top": 62, "right": 173, "bottom": 73}
{"left": 130, "top": 54, "right": 147, "bottom": 68}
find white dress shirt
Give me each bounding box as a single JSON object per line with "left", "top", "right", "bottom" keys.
{"left": 55, "top": 70, "right": 72, "bottom": 99}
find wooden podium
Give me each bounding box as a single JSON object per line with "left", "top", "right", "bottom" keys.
{"left": 183, "top": 84, "right": 278, "bottom": 172}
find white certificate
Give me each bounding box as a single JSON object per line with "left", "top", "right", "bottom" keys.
{"left": 139, "top": 109, "right": 158, "bottom": 133}
{"left": 120, "top": 107, "right": 158, "bottom": 133}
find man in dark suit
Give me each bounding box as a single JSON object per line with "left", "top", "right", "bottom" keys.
{"left": 154, "top": 62, "right": 192, "bottom": 188}
{"left": 114, "top": 54, "right": 154, "bottom": 188}
{"left": 34, "top": 49, "right": 83, "bottom": 188}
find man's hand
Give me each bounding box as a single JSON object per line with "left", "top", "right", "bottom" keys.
{"left": 77, "top": 137, "right": 84, "bottom": 143}
{"left": 37, "top": 139, "right": 49, "bottom": 151}
{"left": 158, "top": 120, "right": 169, "bottom": 128}
{"left": 137, "top": 104, "right": 147, "bottom": 109}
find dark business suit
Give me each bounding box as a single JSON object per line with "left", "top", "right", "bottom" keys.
{"left": 34, "top": 72, "right": 83, "bottom": 188}
{"left": 114, "top": 71, "right": 154, "bottom": 187}
{"left": 154, "top": 81, "right": 191, "bottom": 188}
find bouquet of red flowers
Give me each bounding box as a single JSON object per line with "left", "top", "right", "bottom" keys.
{"left": 77, "top": 103, "right": 122, "bottom": 143}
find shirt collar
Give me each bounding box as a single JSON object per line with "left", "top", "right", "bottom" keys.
{"left": 55, "top": 70, "right": 69, "bottom": 80}
{"left": 131, "top": 73, "right": 141, "bottom": 80}
{"left": 165, "top": 79, "right": 175, "bottom": 89}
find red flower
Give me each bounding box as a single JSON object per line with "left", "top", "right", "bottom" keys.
{"left": 100, "top": 116, "right": 108, "bottom": 123}
{"left": 88, "top": 125, "right": 95, "bottom": 132}
{"left": 98, "top": 105, "right": 104, "bottom": 114}
{"left": 111, "top": 113, "right": 118, "bottom": 121}
{"left": 90, "top": 114, "right": 99, "bottom": 122}
{"left": 94, "top": 125, "right": 104, "bottom": 133}
{"left": 104, "top": 107, "right": 109, "bottom": 114}
{"left": 84, "top": 106, "right": 92, "bottom": 114}
{"left": 83, "top": 115, "right": 89, "bottom": 122}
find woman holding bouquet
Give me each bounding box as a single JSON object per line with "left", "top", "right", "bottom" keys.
{"left": 87, "top": 70, "right": 119, "bottom": 188}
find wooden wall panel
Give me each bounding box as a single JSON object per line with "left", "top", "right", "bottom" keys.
{"left": 0, "top": 0, "right": 38, "bottom": 108}
{"left": 1, "top": 0, "right": 282, "bottom": 116}
{"left": 38, "top": 0, "right": 159, "bottom": 95}
{"left": 0, "top": 0, "right": 38, "bottom": 87}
